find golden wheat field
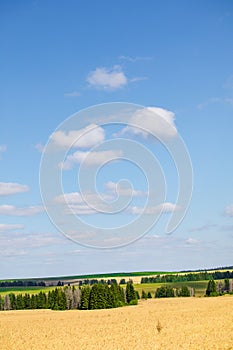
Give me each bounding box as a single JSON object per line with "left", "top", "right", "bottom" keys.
{"left": 0, "top": 297, "right": 233, "bottom": 350}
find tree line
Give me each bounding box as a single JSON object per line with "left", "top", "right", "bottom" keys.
{"left": 0, "top": 281, "right": 138, "bottom": 311}
{"left": 0, "top": 280, "right": 46, "bottom": 287}
{"left": 141, "top": 270, "right": 233, "bottom": 284}
{"left": 205, "top": 279, "right": 233, "bottom": 296}
{"left": 140, "top": 285, "right": 194, "bottom": 299}
{"left": 78, "top": 278, "right": 118, "bottom": 286}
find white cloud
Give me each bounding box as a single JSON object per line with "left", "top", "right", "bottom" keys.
{"left": 54, "top": 191, "right": 113, "bottom": 215}
{"left": 64, "top": 91, "right": 81, "bottom": 97}
{"left": 87, "top": 66, "right": 127, "bottom": 90}
{"left": 0, "top": 205, "right": 43, "bottom": 216}
{"left": 0, "top": 145, "right": 6, "bottom": 159}
{"left": 115, "top": 107, "right": 177, "bottom": 139}
{"left": 61, "top": 149, "right": 123, "bottom": 169}
{"left": 105, "top": 181, "right": 146, "bottom": 197}
{"left": 118, "top": 55, "right": 152, "bottom": 62}
{"left": 225, "top": 205, "right": 233, "bottom": 217}
{"left": 54, "top": 192, "right": 112, "bottom": 205}
{"left": 35, "top": 143, "right": 45, "bottom": 153}
{"left": 65, "top": 204, "right": 97, "bottom": 215}
{"left": 0, "top": 231, "right": 64, "bottom": 257}
{"left": 51, "top": 124, "right": 105, "bottom": 149}
{"left": 0, "top": 182, "right": 29, "bottom": 196}
{"left": 186, "top": 238, "right": 200, "bottom": 245}
{"left": 129, "top": 202, "right": 179, "bottom": 215}
{"left": 0, "top": 224, "right": 24, "bottom": 231}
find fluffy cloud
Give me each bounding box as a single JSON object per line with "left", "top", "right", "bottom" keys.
{"left": 51, "top": 124, "right": 105, "bottom": 149}
{"left": 225, "top": 205, "right": 233, "bottom": 217}
{"left": 0, "top": 182, "right": 29, "bottom": 196}
{"left": 0, "top": 205, "right": 43, "bottom": 216}
{"left": 64, "top": 204, "right": 97, "bottom": 215}
{"left": 87, "top": 66, "right": 127, "bottom": 90}
{"left": 54, "top": 191, "right": 113, "bottom": 215}
{"left": 54, "top": 192, "right": 112, "bottom": 205}
{"left": 129, "top": 202, "right": 179, "bottom": 215}
{"left": 61, "top": 149, "right": 123, "bottom": 169}
{"left": 0, "top": 145, "right": 6, "bottom": 159}
{"left": 105, "top": 181, "right": 146, "bottom": 197}
{"left": 116, "top": 107, "right": 177, "bottom": 139}
{"left": 0, "top": 224, "right": 24, "bottom": 231}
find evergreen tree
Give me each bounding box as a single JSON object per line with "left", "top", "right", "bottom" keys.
{"left": 147, "top": 291, "right": 152, "bottom": 298}
{"left": 8, "top": 293, "right": 16, "bottom": 310}
{"left": 23, "top": 293, "right": 31, "bottom": 309}
{"left": 206, "top": 280, "right": 217, "bottom": 296}
{"left": 126, "top": 281, "right": 137, "bottom": 303}
{"left": 80, "top": 285, "right": 91, "bottom": 310}
{"left": 141, "top": 290, "right": 147, "bottom": 299}
{"left": 155, "top": 286, "right": 166, "bottom": 298}
{"left": 178, "top": 286, "right": 190, "bottom": 297}
{"left": 31, "top": 294, "right": 37, "bottom": 309}
{"left": 0, "top": 296, "right": 3, "bottom": 310}
{"left": 37, "top": 291, "right": 47, "bottom": 309}
{"left": 89, "top": 284, "right": 107, "bottom": 309}
{"left": 16, "top": 294, "right": 24, "bottom": 309}
{"left": 155, "top": 286, "right": 175, "bottom": 298}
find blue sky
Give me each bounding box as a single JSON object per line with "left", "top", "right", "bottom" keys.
{"left": 0, "top": 0, "right": 233, "bottom": 278}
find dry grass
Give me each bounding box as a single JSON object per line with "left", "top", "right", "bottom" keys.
{"left": 0, "top": 297, "right": 233, "bottom": 349}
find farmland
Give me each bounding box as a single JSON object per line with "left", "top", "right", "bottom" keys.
{"left": 0, "top": 286, "right": 55, "bottom": 297}
{"left": 0, "top": 280, "right": 208, "bottom": 297}
{"left": 0, "top": 296, "right": 233, "bottom": 349}
{"left": 134, "top": 280, "right": 209, "bottom": 297}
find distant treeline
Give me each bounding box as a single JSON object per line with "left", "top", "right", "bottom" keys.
{"left": 0, "top": 281, "right": 138, "bottom": 311}
{"left": 0, "top": 280, "right": 46, "bottom": 288}
{"left": 180, "top": 266, "right": 233, "bottom": 273}
{"left": 78, "top": 278, "right": 119, "bottom": 286}
{"left": 141, "top": 271, "right": 233, "bottom": 284}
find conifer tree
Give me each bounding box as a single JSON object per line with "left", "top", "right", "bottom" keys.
{"left": 80, "top": 285, "right": 91, "bottom": 310}
{"left": 206, "top": 280, "right": 217, "bottom": 296}
{"left": 126, "top": 281, "right": 137, "bottom": 303}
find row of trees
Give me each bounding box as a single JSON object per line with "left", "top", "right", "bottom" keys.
{"left": 154, "top": 285, "right": 193, "bottom": 298}
{"left": 140, "top": 286, "right": 193, "bottom": 299}
{"left": 205, "top": 279, "right": 233, "bottom": 296}
{"left": 78, "top": 278, "right": 118, "bottom": 286}
{"left": 0, "top": 282, "right": 138, "bottom": 311}
{"left": 141, "top": 271, "right": 233, "bottom": 284}
{"left": 0, "top": 280, "right": 46, "bottom": 287}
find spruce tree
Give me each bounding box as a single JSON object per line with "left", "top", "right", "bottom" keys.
{"left": 80, "top": 285, "right": 91, "bottom": 310}
{"left": 179, "top": 286, "right": 191, "bottom": 297}
{"left": 126, "top": 281, "right": 137, "bottom": 303}
{"left": 206, "top": 280, "right": 217, "bottom": 296}
{"left": 141, "top": 290, "right": 147, "bottom": 299}
{"left": 147, "top": 291, "right": 152, "bottom": 298}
